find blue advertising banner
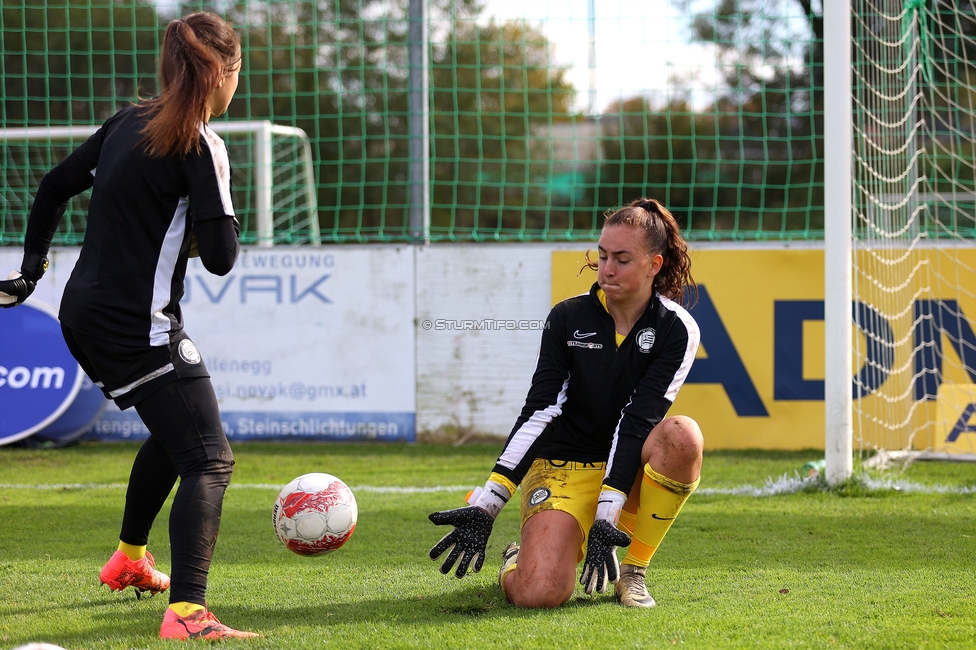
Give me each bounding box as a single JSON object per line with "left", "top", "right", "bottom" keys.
{"left": 0, "top": 300, "right": 83, "bottom": 446}
{"left": 90, "top": 409, "right": 415, "bottom": 442}
{"left": 28, "top": 373, "right": 107, "bottom": 447}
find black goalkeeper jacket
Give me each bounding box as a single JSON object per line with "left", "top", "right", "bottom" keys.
{"left": 491, "top": 282, "right": 700, "bottom": 495}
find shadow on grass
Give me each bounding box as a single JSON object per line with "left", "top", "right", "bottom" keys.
{"left": 205, "top": 581, "right": 619, "bottom": 631}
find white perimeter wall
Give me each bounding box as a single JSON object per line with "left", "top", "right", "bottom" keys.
{"left": 416, "top": 243, "right": 588, "bottom": 436}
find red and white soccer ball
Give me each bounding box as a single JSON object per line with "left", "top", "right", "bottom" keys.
{"left": 273, "top": 473, "right": 358, "bottom": 556}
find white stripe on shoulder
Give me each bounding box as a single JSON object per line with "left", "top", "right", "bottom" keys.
{"left": 497, "top": 374, "right": 571, "bottom": 471}
{"left": 199, "top": 123, "right": 235, "bottom": 217}
{"left": 657, "top": 292, "right": 700, "bottom": 401}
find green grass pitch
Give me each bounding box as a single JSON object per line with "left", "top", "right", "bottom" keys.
{"left": 2, "top": 442, "right": 975, "bottom": 649}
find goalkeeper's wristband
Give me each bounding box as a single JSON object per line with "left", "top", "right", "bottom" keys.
{"left": 20, "top": 252, "right": 49, "bottom": 282}
{"left": 465, "top": 480, "right": 511, "bottom": 519}
{"left": 594, "top": 488, "right": 627, "bottom": 526}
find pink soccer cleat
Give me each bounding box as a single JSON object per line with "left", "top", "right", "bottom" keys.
{"left": 159, "top": 607, "right": 261, "bottom": 640}
{"left": 99, "top": 550, "right": 170, "bottom": 598}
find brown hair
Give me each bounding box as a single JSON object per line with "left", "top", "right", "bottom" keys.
{"left": 585, "top": 197, "right": 697, "bottom": 306}
{"left": 139, "top": 12, "right": 240, "bottom": 158}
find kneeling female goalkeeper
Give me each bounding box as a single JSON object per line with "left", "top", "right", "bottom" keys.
{"left": 428, "top": 197, "right": 703, "bottom": 609}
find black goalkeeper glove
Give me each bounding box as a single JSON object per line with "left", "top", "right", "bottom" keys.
{"left": 428, "top": 479, "right": 511, "bottom": 578}
{"left": 428, "top": 506, "right": 495, "bottom": 578}
{"left": 0, "top": 253, "right": 48, "bottom": 308}
{"left": 580, "top": 518, "right": 632, "bottom": 595}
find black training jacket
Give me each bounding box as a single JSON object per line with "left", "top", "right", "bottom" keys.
{"left": 491, "top": 282, "right": 700, "bottom": 495}
{"left": 24, "top": 104, "right": 239, "bottom": 347}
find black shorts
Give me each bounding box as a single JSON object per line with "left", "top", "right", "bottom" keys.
{"left": 60, "top": 326, "right": 211, "bottom": 410}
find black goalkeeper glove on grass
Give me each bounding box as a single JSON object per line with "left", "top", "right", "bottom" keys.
{"left": 428, "top": 506, "right": 495, "bottom": 578}
{"left": 580, "top": 518, "right": 632, "bottom": 595}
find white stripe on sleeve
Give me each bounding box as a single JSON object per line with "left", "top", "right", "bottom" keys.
{"left": 497, "top": 374, "right": 571, "bottom": 471}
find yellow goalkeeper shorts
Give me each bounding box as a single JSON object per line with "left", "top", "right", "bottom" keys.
{"left": 520, "top": 458, "right": 606, "bottom": 561}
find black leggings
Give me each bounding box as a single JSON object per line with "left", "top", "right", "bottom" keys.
{"left": 121, "top": 377, "right": 235, "bottom": 605}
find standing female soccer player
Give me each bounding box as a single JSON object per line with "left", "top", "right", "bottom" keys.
{"left": 429, "top": 197, "right": 702, "bottom": 609}
{"left": 0, "top": 12, "right": 259, "bottom": 640}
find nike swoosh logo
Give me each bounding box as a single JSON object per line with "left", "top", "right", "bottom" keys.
{"left": 573, "top": 330, "right": 597, "bottom": 339}
{"left": 651, "top": 513, "right": 675, "bottom": 521}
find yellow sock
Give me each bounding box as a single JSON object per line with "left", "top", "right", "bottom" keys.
{"left": 621, "top": 464, "right": 699, "bottom": 568}
{"left": 118, "top": 542, "right": 146, "bottom": 561}
{"left": 169, "top": 602, "right": 207, "bottom": 617}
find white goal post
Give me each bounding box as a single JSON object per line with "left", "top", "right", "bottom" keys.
{"left": 824, "top": 0, "right": 854, "bottom": 484}
{"left": 0, "top": 120, "right": 319, "bottom": 247}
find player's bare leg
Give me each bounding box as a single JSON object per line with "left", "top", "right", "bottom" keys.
{"left": 501, "top": 509, "right": 581, "bottom": 608}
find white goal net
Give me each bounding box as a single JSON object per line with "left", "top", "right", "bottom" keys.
{"left": 851, "top": 0, "right": 976, "bottom": 462}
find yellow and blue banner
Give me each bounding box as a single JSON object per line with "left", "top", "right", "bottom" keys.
{"left": 553, "top": 247, "right": 976, "bottom": 452}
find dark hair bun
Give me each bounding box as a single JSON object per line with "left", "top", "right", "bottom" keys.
{"left": 631, "top": 197, "right": 659, "bottom": 213}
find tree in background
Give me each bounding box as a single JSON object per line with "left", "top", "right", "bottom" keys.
{"left": 218, "top": 0, "right": 574, "bottom": 241}
{"left": 0, "top": 0, "right": 835, "bottom": 243}
{"left": 686, "top": 0, "right": 823, "bottom": 235}
{"left": 220, "top": 0, "right": 418, "bottom": 241}
{"left": 1, "top": 0, "right": 161, "bottom": 125}
{"left": 2, "top": 0, "right": 576, "bottom": 243}
{"left": 428, "top": 17, "right": 575, "bottom": 239}
{"left": 582, "top": 0, "right": 825, "bottom": 238}
{"left": 0, "top": 0, "right": 161, "bottom": 244}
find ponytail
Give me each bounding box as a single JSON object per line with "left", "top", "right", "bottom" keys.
{"left": 139, "top": 13, "right": 240, "bottom": 158}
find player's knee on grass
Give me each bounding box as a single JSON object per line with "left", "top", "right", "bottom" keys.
{"left": 508, "top": 563, "right": 576, "bottom": 608}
